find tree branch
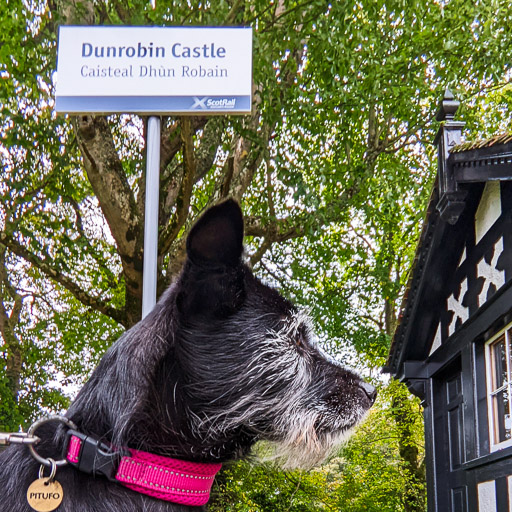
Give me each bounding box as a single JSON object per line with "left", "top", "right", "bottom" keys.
{"left": 249, "top": 237, "right": 272, "bottom": 268}
{"left": 159, "top": 117, "right": 196, "bottom": 255}
{"left": 74, "top": 115, "right": 143, "bottom": 313}
{"left": 194, "top": 117, "right": 227, "bottom": 182}
{"left": 245, "top": 166, "right": 375, "bottom": 244}
{"left": 160, "top": 117, "right": 226, "bottom": 232}
{"left": 0, "top": 247, "right": 23, "bottom": 402}
{"left": 75, "top": 116, "right": 142, "bottom": 259}
{"left": 160, "top": 119, "right": 183, "bottom": 175}
{"left": 0, "top": 233, "right": 126, "bottom": 326}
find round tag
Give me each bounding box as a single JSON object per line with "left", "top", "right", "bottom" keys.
{"left": 26, "top": 478, "right": 64, "bottom": 512}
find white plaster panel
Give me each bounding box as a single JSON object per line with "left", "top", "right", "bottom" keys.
{"left": 458, "top": 246, "right": 467, "bottom": 267}
{"left": 477, "top": 480, "right": 496, "bottom": 512}
{"left": 477, "top": 237, "right": 505, "bottom": 307}
{"left": 447, "top": 278, "right": 469, "bottom": 336}
{"left": 475, "top": 181, "right": 501, "bottom": 244}
{"left": 508, "top": 475, "right": 512, "bottom": 512}
{"left": 428, "top": 323, "right": 442, "bottom": 356}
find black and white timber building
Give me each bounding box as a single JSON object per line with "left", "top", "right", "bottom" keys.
{"left": 385, "top": 91, "right": 512, "bottom": 512}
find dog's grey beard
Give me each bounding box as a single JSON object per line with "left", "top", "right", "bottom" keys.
{"left": 264, "top": 406, "right": 366, "bottom": 469}
{"left": 189, "top": 309, "right": 366, "bottom": 469}
{"left": 259, "top": 429, "right": 351, "bottom": 470}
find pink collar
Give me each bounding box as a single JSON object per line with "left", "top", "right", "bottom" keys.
{"left": 66, "top": 432, "right": 222, "bottom": 506}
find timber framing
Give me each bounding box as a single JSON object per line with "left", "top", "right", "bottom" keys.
{"left": 385, "top": 91, "right": 512, "bottom": 512}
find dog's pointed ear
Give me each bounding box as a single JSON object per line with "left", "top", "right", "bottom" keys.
{"left": 186, "top": 199, "right": 244, "bottom": 268}
{"left": 178, "top": 200, "right": 245, "bottom": 318}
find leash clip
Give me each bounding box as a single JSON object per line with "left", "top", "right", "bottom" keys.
{"left": 27, "top": 415, "right": 77, "bottom": 467}
{"left": 0, "top": 432, "right": 40, "bottom": 446}
{"left": 64, "top": 430, "right": 129, "bottom": 482}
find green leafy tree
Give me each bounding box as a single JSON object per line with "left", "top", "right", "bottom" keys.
{"left": 2, "top": 0, "right": 512, "bottom": 509}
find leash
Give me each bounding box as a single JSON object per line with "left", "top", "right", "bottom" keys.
{"left": 2, "top": 416, "right": 222, "bottom": 508}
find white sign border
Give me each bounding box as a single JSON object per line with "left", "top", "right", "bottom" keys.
{"left": 55, "top": 25, "right": 253, "bottom": 115}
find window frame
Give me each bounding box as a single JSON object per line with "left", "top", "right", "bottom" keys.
{"left": 485, "top": 322, "right": 512, "bottom": 451}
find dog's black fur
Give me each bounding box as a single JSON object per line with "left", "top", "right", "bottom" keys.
{"left": 0, "top": 200, "right": 376, "bottom": 511}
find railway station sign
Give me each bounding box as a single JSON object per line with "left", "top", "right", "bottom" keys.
{"left": 55, "top": 26, "right": 253, "bottom": 114}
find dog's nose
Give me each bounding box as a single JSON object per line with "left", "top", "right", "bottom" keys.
{"left": 360, "top": 382, "right": 377, "bottom": 404}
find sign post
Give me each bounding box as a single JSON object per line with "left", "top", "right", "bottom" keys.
{"left": 142, "top": 116, "right": 161, "bottom": 317}
{"left": 56, "top": 26, "right": 252, "bottom": 318}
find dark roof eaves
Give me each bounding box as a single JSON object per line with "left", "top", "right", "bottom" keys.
{"left": 384, "top": 182, "right": 441, "bottom": 376}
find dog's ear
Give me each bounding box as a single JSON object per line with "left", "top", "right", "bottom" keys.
{"left": 178, "top": 200, "right": 245, "bottom": 319}
{"left": 186, "top": 199, "right": 244, "bottom": 268}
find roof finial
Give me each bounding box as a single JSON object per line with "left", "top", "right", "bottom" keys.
{"left": 436, "top": 88, "right": 460, "bottom": 122}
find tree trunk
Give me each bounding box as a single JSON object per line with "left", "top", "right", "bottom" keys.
{"left": 0, "top": 248, "right": 23, "bottom": 429}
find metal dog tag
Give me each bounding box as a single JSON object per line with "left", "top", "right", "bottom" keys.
{"left": 26, "top": 478, "right": 64, "bottom": 512}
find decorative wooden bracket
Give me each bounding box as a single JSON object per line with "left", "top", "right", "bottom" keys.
{"left": 434, "top": 90, "right": 512, "bottom": 225}
{"left": 434, "top": 89, "right": 467, "bottom": 225}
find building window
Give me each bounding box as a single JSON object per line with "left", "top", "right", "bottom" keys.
{"left": 486, "top": 324, "right": 512, "bottom": 450}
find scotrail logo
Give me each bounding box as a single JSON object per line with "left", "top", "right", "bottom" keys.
{"left": 191, "top": 97, "right": 236, "bottom": 110}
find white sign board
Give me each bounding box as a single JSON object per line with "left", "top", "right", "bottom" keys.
{"left": 55, "top": 26, "right": 252, "bottom": 114}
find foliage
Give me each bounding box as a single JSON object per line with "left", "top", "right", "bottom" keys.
{"left": 210, "top": 380, "right": 424, "bottom": 512}
{"left": 1, "top": 0, "right": 512, "bottom": 509}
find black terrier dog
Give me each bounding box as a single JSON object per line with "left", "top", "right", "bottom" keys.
{"left": 0, "top": 200, "right": 376, "bottom": 511}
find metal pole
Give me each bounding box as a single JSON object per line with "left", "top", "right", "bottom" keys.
{"left": 142, "top": 116, "right": 161, "bottom": 319}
